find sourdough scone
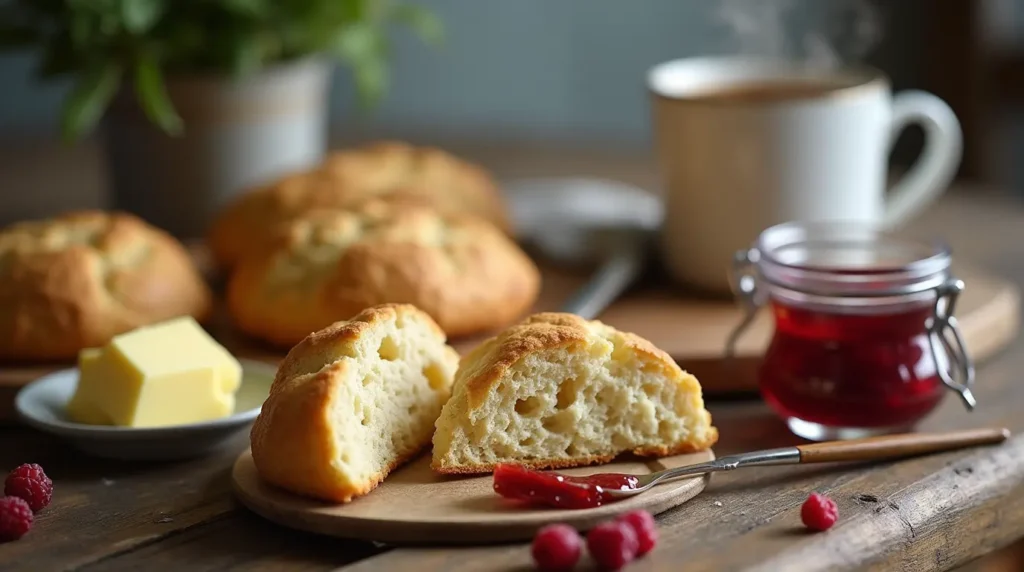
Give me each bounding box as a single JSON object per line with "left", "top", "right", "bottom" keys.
{"left": 0, "top": 211, "right": 212, "bottom": 361}
{"left": 250, "top": 304, "right": 460, "bottom": 502}
{"left": 207, "top": 141, "right": 509, "bottom": 269}
{"left": 226, "top": 201, "right": 540, "bottom": 347}
{"left": 431, "top": 313, "right": 718, "bottom": 474}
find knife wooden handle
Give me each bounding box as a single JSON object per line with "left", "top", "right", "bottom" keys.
{"left": 797, "top": 428, "right": 1011, "bottom": 463}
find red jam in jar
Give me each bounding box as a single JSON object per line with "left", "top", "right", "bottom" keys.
{"left": 728, "top": 222, "right": 976, "bottom": 441}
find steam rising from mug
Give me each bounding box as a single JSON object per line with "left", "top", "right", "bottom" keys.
{"left": 714, "top": 0, "right": 882, "bottom": 68}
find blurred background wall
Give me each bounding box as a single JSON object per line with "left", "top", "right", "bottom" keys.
{"left": 2, "top": 0, "right": 1024, "bottom": 222}
{"left": 0, "top": 0, "right": 926, "bottom": 145}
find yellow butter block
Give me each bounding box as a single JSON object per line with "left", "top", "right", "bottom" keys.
{"left": 67, "top": 317, "right": 243, "bottom": 428}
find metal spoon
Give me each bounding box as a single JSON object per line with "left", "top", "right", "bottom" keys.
{"left": 504, "top": 178, "right": 662, "bottom": 319}
{"left": 593, "top": 427, "right": 1010, "bottom": 499}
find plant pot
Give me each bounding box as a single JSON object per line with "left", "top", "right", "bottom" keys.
{"left": 102, "top": 58, "right": 333, "bottom": 239}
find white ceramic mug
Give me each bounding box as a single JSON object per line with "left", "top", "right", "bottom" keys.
{"left": 649, "top": 56, "right": 962, "bottom": 293}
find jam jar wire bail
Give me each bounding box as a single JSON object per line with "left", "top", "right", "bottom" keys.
{"left": 724, "top": 247, "right": 763, "bottom": 362}
{"left": 930, "top": 278, "right": 977, "bottom": 409}
{"left": 724, "top": 221, "right": 977, "bottom": 415}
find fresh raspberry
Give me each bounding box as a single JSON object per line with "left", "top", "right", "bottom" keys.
{"left": 0, "top": 497, "right": 33, "bottom": 541}
{"left": 801, "top": 492, "right": 839, "bottom": 531}
{"left": 617, "top": 510, "right": 658, "bottom": 556}
{"left": 531, "top": 524, "right": 582, "bottom": 571}
{"left": 5, "top": 463, "right": 53, "bottom": 512}
{"left": 587, "top": 520, "right": 639, "bottom": 570}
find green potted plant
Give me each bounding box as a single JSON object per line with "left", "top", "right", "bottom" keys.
{"left": 0, "top": 0, "right": 442, "bottom": 237}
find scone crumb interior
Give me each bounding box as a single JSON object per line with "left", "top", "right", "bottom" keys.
{"left": 432, "top": 313, "right": 718, "bottom": 473}
{"left": 250, "top": 304, "right": 459, "bottom": 502}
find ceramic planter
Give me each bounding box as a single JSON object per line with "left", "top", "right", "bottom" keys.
{"left": 102, "top": 58, "right": 332, "bottom": 238}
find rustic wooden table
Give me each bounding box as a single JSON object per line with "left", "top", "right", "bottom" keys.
{"left": 1, "top": 154, "right": 1024, "bottom": 570}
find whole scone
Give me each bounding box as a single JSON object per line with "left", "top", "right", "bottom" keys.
{"left": 250, "top": 304, "right": 460, "bottom": 503}
{"left": 207, "top": 141, "right": 510, "bottom": 269}
{"left": 0, "top": 211, "right": 212, "bottom": 361}
{"left": 432, "top": 312, "right": 718, "bottom": 474}
{"left": 226, "top": 201, "right": 540, "bottom": 347}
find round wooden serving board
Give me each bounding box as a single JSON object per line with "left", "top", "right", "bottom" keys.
{"left": 231, "top": 448, "right": 714, "bottom": 544}
{"left": 598, "top": 262, "right": 1022, "bottom": 394}
{"left": 204, "top": 261, "right": 1024, "bottom": 395}
{"left": 173, "top": 261, "right": 1024, "bottom": 396}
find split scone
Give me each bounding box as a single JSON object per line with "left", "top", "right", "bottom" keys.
{"left": 432, "top": 313, "right": 718, "bottom": 474}
{"left": 250, "top": 304, "right": 460, "bottom": 503}
{"left": 207, "top": 141, "right": 510, "bottom": 269}
{"left": 226, "top": 200, "right": 540, "bottom": 347}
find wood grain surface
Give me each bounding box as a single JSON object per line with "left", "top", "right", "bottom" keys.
{"left": 231, "top": 449, "right": 713, "bottom": 544}
{"left": 2, "top": 146, "right": 1024, "bottom": 571}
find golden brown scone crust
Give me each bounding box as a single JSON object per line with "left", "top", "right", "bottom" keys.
{"left": 249, "top": 304, "right": 459, "bottom": 502}
{"left": 0, "top": 211, "right": 212, "bottom": 361}
{"left": 207, "top": 141, "right": 510, "bottom": 269}
{"left": 458, "top": 313, "right": 696, "bottom": 410}
{"left": 432, "top": 312, "right": 718, "bottom": 474}
{"left": 226, "top": 201, "right": 540, "bottom": 347}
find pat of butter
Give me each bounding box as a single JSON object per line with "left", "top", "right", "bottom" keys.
{"left": 67, "top": 317, "right": 243, "bottom": 428}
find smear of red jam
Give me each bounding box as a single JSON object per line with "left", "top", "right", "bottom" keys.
{"left": 492, "top": 463, "right": 640, "bottom": 509}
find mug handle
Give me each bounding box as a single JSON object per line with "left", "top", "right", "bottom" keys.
{"left": 883, "top": 90, "right": 963, "bottom": 229}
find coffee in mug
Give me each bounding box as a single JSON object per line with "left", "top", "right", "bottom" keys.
{"left": 680, "top": 79, "right": 847, "bottom": 102}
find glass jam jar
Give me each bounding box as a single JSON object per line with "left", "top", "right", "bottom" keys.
{"left": 727, "top": 221, "right": 976, "bottom": 441}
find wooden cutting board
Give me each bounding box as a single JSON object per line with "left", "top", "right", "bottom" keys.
{"left": 1, "top": 259, "right": 1018, "bottom": 422}
{"left": 202, "top": 260, "right": 1022, "bottom": 395}
{"left": 231, "top": 448, "right": 713, "bottom": 544}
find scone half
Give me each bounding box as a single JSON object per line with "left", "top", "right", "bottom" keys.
{"left": 250, "top": 304, "right": 459, "bottom": 502}
{"left": 432, "top": 312, "right": 718, "bottom": 474}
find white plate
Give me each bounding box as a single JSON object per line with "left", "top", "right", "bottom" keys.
{"left": 15, "top": 360, "right": 276, "bottom": 461}
{"left": 504, "top": 178, "right": 662, "bottom": 233}
{"left": 502, "top": 177, "right": 663, "bottom": 264}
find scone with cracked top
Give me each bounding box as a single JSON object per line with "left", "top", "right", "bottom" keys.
{"left": 207, "top": 141, "right": 510, "bottom": 269}
{"left": 431, "top": 312, "right": 718, "bottom": 474}
{"left": 250, "top": 304, "right": 460, "bottom": 503}
{"left": 0, "top": 211, "right": 212, "bottom": 361}
{"left": 226, "top": 200, "right": 539, "bottom": 347}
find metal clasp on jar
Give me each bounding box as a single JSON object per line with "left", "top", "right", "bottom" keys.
{"left": 929, "top": 279, "right": 977, "bottom": 410}
{"left": 725, "top": 247, "right": 765, "bottom": 361}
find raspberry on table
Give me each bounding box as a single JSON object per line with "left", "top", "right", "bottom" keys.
{"left": 0, "top": 496, "right": 33, "bottom": 542}
{"left": 531, "top": 523, "right": 582, "bottom": 571}
{"left": 801, "top": 492, "right": 839, "bottom": 531}
{"left": 5, "top": 463, "right": 53, "bottom": 512}
{"left": 587, "top": 520, "right": 639, "bottom": 570}
{"left": 617, "top": 509, "right": 659, "bottom": 556}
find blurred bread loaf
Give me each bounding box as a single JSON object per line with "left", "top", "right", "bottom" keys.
{"left": 250, "top": 304, "right": 460, "bottom": 502}
{"left": 432, "top": 312, "right": 718, "bottom": 474}
{"left": 0, "top": 211, "right": 212, "bottom": 361}
{"left": 226, "top": 200, "right": 539, "bottom": 347}
{"left": 207, "top": 141, "right": 510, "bottom": 269}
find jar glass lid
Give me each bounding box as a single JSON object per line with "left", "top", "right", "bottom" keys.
{"left": 754, "top": 221, "right": 951, "bottom": 296}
